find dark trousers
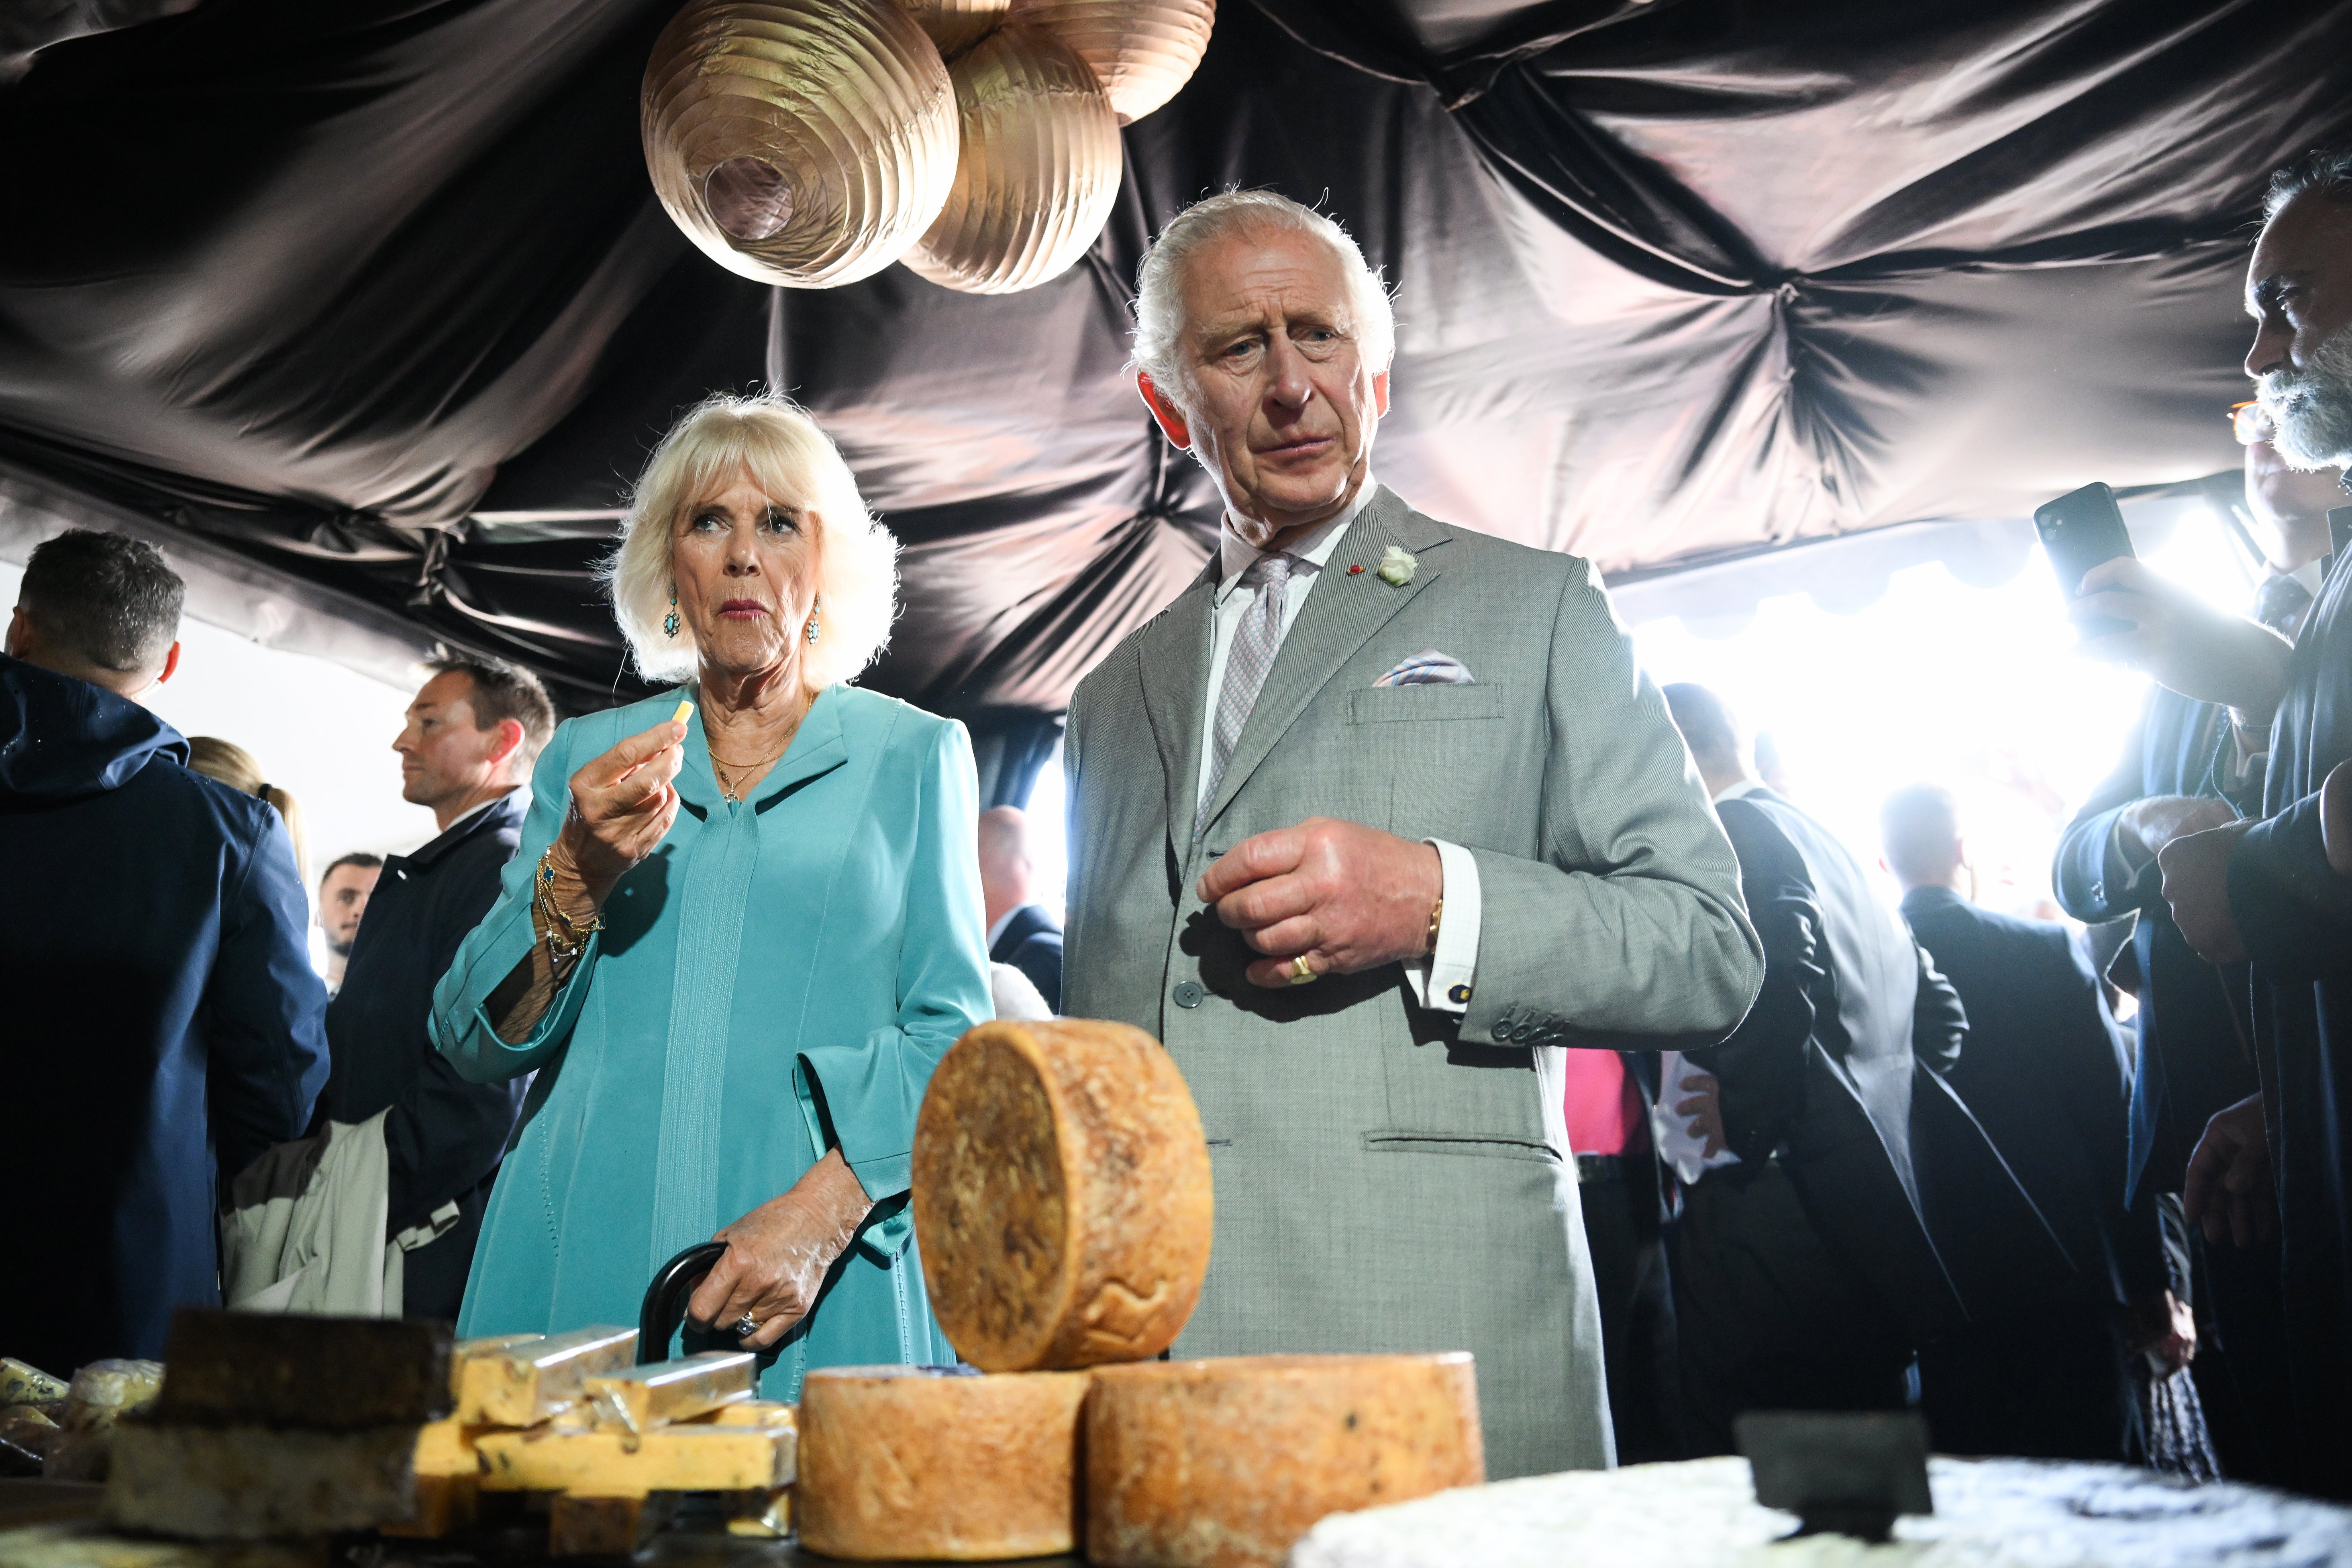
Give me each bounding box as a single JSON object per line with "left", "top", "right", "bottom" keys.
{"left": 1917, "top": 1302, "right": 2144, "bottom": 1462}
{"left": 1668, "top": 1163, "right": 1915, "bottom": 1457}
{"left": 1578, "top": 1164, "right": 1683, "bottom": 1462}
{"left": 2193, "top": 1227, "right": 2296, "bottom": 1487}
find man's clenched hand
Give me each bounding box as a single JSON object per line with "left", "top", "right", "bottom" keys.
{"left": 1198, "top": 817, "right": 1443, "bottom": 988}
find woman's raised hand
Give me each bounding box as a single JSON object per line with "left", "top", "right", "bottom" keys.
{"left": 557, "top": 716, "right": 687, "bottom": 903}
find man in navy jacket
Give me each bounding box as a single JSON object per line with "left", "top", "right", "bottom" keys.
{"left": 314, "top": 657, "right": 549, "bottom": 1321}
{"left": 0, "top": 529, "right": 326, "bottom": 1374}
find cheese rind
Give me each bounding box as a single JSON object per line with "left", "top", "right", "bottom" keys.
{"left": 455, "top": 1326, "right": 636, "bottom": 1427}
{"left": 474, "top": 1424, "right": 792, "bottom": 1495}
{"left": 1085, "top": 1354, "right": 1486, "bottom": 1568}
{"left": 547, "top": 1492, "right": 677, "bottom": 1556}
{"left": 797, "top": 1366, "right": 1088, "bottom": 1561}
{"left": 913, "top": 1018, "right": 1213, "bottom": 1370}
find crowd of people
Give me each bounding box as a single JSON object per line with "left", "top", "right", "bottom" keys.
{"left": 4, "top": 149, "right": 2350, "bottom": 1495}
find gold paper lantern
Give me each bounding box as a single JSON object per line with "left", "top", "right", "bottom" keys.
{"left": 904, "top": 24, "right": 1122, "bottom": 296}
{"left": 891, "top": 0, "right": 1010, "bottom": 59}
{"left": 642, "top": 0, "right": 959, "bottom": 289}
{"left": 1004, "top": 0, "right": 1213, "bottom": 124}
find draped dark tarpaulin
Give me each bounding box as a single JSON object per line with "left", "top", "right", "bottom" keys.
{"left": 3, "top": 1, "right": 2350, "bottom": 756}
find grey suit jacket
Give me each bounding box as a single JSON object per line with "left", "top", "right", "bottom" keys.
{"left": 1064, "top": 485, "right": 1762, "bottom": 1477}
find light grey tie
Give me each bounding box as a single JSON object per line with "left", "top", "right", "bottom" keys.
{"left": 1199, "top": 551, "right": 1295, "bottom": 832}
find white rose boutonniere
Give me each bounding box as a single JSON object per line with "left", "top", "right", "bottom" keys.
{"left": 1377, "top": 545, "right": 1418, "bottom": 586}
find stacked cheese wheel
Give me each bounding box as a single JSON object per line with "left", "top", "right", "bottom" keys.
{"left": 797, "top": 1017, "right": 1487, "bottom": 1566}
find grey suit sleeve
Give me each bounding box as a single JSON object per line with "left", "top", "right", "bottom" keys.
{"left": 1461, "top": 559, "right": 1763, "bottom": 1045}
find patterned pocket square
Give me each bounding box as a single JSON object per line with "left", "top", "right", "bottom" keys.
{"left": 1374, "top": 649, "right": 1476, "bottom": 687}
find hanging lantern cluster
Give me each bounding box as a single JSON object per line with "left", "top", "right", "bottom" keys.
{"left": 642, "top": 0, "right": 1214, "bottom": 294}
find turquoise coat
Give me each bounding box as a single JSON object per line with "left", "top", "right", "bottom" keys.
{"left": 431, "top": 684, "right": 990, "bottom": 1399}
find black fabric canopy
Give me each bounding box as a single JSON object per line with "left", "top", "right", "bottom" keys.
{"left": 3, "top": 0, "right": 2348, "bottom": 738}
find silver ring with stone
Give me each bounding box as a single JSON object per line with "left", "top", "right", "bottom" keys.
{"left": 732, "top": 1313, "right": 760, "bottom": 1338}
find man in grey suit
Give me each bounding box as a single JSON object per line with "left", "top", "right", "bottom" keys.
{"left": 1063, "top": 191, "right": 1765, "bottom": 1476}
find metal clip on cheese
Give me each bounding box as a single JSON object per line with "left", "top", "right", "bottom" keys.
{"left": 640, "top": 1241, "right": 783, "bottom": 1372}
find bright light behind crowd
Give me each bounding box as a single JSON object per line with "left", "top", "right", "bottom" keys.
{"left": 1630, "top": 511, "right": 2254, "bottom": 922}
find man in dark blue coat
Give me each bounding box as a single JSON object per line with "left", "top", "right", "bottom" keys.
{"left": 2075, "top": 146, "right": 2352, "bottom": 1499}
{"left": 314, "top": 656, "right": 551, "bottom": 1321}
{"left": 1889, "top": 784, "right": 2152, "bottom": 1461}
{"left": 2049, "top": 420, "right": 2329, "bottom": 1483}
{"left": 0, "top": 529, "right": 326, "bottom": 1374}
{"left": 1656, "top": 686, "right": 2061, "bottom": 1452}
{"left": 979, "top": 804, "right": 1063, "bottom": 1011}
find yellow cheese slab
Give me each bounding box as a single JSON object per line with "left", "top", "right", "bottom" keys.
{"left": 581, "top": 1352, "right": 754, "bottom": 1431}
{"left": 672, "top": 699, "right": 694, "bottom": 728}
{"left": 411, "top": 1416, "right": 496, "bottom": 1478}
{"left": 0, "top": 1360, "right": 68, "bottom": 1405}
{"left": 456, "top": 1326, "right": 636, "bottom": 1427}
{"left": 475, "top": 1425, "right": 792, "bottom": 1496}
{"left": 685, "top": 1401, "right": 796, "bottom": 1430}
{"left": 448, "top": 1334, "right": 542, "bottom": 1400}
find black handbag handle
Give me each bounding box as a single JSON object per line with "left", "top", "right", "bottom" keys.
{"left": 639, "top": 1241, "right": 730, "bottom": 1366}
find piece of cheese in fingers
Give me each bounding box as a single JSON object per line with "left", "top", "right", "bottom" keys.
{"left": 672, "top": 698, "right": 694, "bottom": 728}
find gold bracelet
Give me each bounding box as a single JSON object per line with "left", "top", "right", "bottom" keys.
{"left": 535, "top": 847, "right": 603, "bottom": 950}
{"left": 1426, "top": 895, "right": 1444, "bottom": 956}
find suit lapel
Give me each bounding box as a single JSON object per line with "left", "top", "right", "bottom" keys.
{"left": 1198, "top": 487, "right": 1451, "bottom": 838}
{"left": 1136, "top": 564, "right": 1218, "bottom": 858}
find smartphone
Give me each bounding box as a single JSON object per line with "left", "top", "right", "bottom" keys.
{"left": 2033, "top": 482, "right": 2136, "bottom": 638}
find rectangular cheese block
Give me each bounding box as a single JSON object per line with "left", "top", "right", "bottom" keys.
{"left": 580, "top": 1353, "right": 753, "bottom": 1431}
{"left": 474, "top": 1423, "right": 791, "bottom": 1495}
{"left": 447, "top": 1334, "right": 542, "bottom": 1400}
{"left": 155, "top": 1313, "right": 450, "bottom": 1431}
{"left": 378, "top": 1473, "right": 477, "bottom": 1539}
{"left": 547, "top": 1492, "right": 677, "bottom": 1556}
{"left": 0, "top": 1361, "right": 68, "bottom": 1406}
{"left": 455, "top": 1326, "right": 636, "bottom": 1427}
{"left": 410, "top": 1417, "right": 494, "bottom": 1479}
{"left": 105, "top": 1423, "right": 418, "bottom": 1540}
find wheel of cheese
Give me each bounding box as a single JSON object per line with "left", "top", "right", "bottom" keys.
{"left": 796, "top": 1365, "right": 1090, "bottom": 1560}
{"left": 1085, "top": 1354, "right": 1486, "bottom": 1568}
{"left": 913, "top": 1017, "right": 1213, "bottom": 1370}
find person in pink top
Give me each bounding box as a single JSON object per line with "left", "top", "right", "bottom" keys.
{"left": 1563, "top": 1046, "right": 1682, "bottom": 1461}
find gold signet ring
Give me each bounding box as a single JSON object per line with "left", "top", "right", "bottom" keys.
{"left": 1286, "top": 955, "right": 1317, "bottom": 985}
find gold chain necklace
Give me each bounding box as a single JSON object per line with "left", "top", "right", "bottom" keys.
{"left": 709, "top": 745, "right": 787, "bottom": 802}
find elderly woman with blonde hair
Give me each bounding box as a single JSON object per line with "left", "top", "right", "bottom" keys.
{"left": 430, "top": 393, "right": 989, "bottom": 1397}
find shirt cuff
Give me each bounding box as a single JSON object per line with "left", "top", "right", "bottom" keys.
{"left": 2112, "top": 817, "right": 2156, "bottom": 897}
{"left": 1403, "top": 839, "right": 1482, "bottom": 1013}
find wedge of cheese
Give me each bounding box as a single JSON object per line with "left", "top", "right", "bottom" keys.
{"left": 455, "top": 1326, "right": 636, "bottom": 1427}
{"left": 913, "top": 1018, "right": 1213, "bottom": 1370}
{"left": 474, "top": 1423, "right": 792, "bottom": 1496}
{"left": 580, "top": 1352, "right": 754, "bottom": 1431}
{"left": 1085, "top": 1354, "right": 1486, "bottom": 1568}
{"left": 0, "top": 1360, "right": 67, "bottom": 1406}
{"left": 797, "top": 1365, "right": 1088, "bottom": 1562}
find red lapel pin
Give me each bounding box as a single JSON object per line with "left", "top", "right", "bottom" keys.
{"left": 1347, "top": 563, "right": 1365, "bottom": 575}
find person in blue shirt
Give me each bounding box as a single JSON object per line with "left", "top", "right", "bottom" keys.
{"left": 431, "top": 393, "right": 991, "bottom": 1397}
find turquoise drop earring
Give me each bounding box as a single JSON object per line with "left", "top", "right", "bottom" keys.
{"left": 806, "top": 595, "right": 822, "bottom": 645}
{"left": 664, "top": 583, "right": 680, "bottom": 638}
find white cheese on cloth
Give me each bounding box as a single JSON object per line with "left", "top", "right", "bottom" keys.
{"left": 1285, "top": 1455, "right": 2352, "bottom": 1568}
